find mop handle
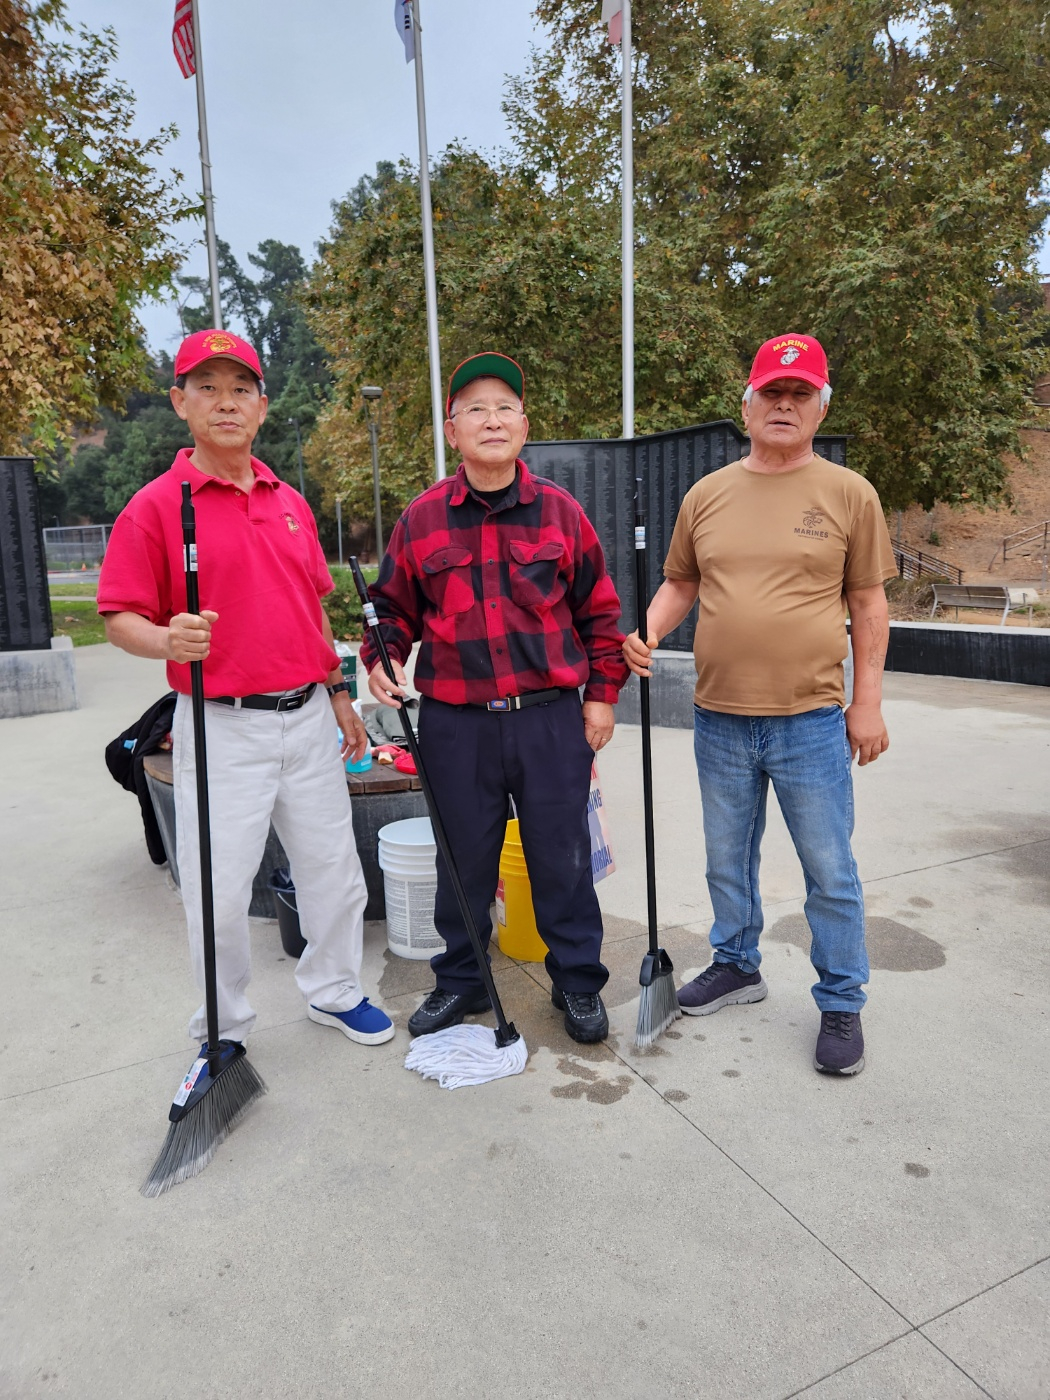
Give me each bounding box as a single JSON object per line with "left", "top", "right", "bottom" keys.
{"left": 181, "top": 483, "right": 221, "bottom": 1076}
{"left": 348, "top": 558, "right": 520, "bottom": 1048}
{"left": 633, "top": 481, "right": 659, "bottom": 958}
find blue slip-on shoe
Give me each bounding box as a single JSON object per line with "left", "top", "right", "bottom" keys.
{"left": 308, "top": 998, "right": 395, "bottom": 1045}
{"left": 678, "top": 961, "right": 768, "bottom": 1016}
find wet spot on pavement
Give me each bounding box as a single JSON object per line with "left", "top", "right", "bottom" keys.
{"left": 551, "top": 1075, "right": 632, "bottom": 1104}
{"left": 694, "top": 1033, "right": 706, "bottom": 1041}
{"left": 768, "top": 912, "right": 946, "bottom": 972}
{"left": 904, "top": 1162, "right": 931, "bottom": 1178}
{"left": 664, "top": 1089, "right": 689, "bottom": 1103}
{"left": 557, "top": 1056, "right": 599, "bottom": 1082}
{"left": 722, "top": 1070, "right": 741, "bottom": 1078}
{"left": 909, "top": 896, "right": 934, "bottom": 909}
{"left": 664, "top": 1030, "right": 682, "bottom": 1040}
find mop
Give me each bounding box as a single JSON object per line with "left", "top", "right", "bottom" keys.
{"left": 633, "top": 480, "right": 682, "bottom": 1047}
{"left": 142, "top": 483, "right": 266, "bottom": 1196}
{"left": 349, "top": 558, "right": 527, "bottom": 1089}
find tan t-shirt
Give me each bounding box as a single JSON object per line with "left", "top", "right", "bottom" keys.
{"left": 663, "top": 455, "right": 896, "bottom": 714}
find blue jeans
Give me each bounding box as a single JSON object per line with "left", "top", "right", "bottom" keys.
{"left": 693, "top": 705, "right": 868, "bottom": 1011}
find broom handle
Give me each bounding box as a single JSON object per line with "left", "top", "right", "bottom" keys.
{"left": 348, "top": 558, "right": 520, "bottom": 1048}
{"left": 634, "top": 481, "right": 659, "bottom": 958}
{"left": 181, "top": 483, "right": 222, "bottom": 1077}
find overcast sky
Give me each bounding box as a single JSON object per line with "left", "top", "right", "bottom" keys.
{"left": 64, "top": 1, "right": 1050, "bottom": 358}
{"left": 63, "top": 0, "right": 544, "bottom": 354}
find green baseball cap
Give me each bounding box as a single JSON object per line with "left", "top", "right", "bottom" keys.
{"left": 446, "top": 352, "right": 525, "bottom": 416}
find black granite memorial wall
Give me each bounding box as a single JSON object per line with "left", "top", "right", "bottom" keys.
{"left": 522, "top": 420, "right": 848, "bottom": 653}
{"left": 0, "top": 457, "right": 53, "bottom": 651}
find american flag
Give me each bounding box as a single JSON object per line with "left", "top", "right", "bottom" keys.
{"left": 173, "top": 0, "right": 195, "bottom": 78}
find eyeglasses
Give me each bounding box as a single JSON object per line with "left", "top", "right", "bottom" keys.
{"left": 451, "top": 404, "right": 523, "bottom": 421}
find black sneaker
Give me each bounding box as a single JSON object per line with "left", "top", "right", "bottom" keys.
{"left": 407, "top": 986, "right": 491, "bottom": 1038}
{"left": 678, "top": 961, "right": 768, "bottom": 1016}
{"left": 814, "top": 1011, "right": 865, "bottom": 1075}
{"left": 551, "top": 986, "right": 609, "bottom": 1044}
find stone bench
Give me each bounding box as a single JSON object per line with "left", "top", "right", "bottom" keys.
{"left": 142, "top": 749, "right": 428, "bottom": 920}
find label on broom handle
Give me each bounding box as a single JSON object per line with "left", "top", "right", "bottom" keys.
{"left": 184, "top": 543, "right": 198, "bottom": 573}
{"left": 172, "top": 1056, "right": 207, "bottom": 1107}
{"left": 363, "top": 602, "right": 378, "bottom": 625}
{"left": 635, "top": 526, "right": 645, "bottom": 550}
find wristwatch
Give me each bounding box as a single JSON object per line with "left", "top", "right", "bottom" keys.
{"left": 326, "top": 681, "right": 351, "bottom": 698}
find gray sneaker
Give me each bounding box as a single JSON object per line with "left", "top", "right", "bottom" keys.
{"left": 678, "top": 961, "right": 768, "bottom": 1016}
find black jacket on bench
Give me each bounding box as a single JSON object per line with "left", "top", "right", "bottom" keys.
{"left": 105, "top": 692, "right": 177, "bottom": 866}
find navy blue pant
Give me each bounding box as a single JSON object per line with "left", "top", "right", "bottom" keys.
{"left": 416, "top": 691, "right": 608, "bottom": 994}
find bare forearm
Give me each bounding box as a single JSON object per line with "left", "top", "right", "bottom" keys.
{"left": 320, "top": 612, "right": 343, "bottom": 687}
{"left": 104, "top": 611, "right": 172, "bottom": 661}
{"left": 646, "top": 578, "right": 699, "bottom": 644}
{"left": 847, "top": 594, "right": 889, "bottom": 705}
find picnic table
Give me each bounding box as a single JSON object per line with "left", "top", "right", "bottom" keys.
{"left": 142, "top": 749, "right": 427, "bottom": 921}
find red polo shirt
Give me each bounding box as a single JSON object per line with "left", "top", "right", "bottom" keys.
{"left": 98, "top": 449, "right": 338, "bottom": 698}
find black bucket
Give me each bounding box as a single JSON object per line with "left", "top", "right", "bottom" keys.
{"left": 269, "top": 869, "right": 307, "bottom": 958}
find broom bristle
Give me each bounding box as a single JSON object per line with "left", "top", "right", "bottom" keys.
{"left": 405, "top": 1022, "right": 528, "bottom": 1090}
{"left": 141, "top": 1056, "right": 267, "bottom": 1198}
{"left": 635, "top": 970, "right": 682, "bottom": 1048}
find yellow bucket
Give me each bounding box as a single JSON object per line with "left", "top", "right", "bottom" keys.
{"left": 496, "top": 819, "right": 548, "bottom": 963}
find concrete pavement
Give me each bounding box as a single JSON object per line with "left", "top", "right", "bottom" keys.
{"left": 2, "top": 645, "right": 1048, "bottom": 1399}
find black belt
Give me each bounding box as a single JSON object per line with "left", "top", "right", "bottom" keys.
{"left": 210, "top": 684, "right": 316, "bottom": 712}
{"left": 473, "top": 688, "right": 564, "bottom": 712}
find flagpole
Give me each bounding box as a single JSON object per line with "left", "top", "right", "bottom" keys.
{"left": 410, "top": 0, "right": 446, "bottom": 481}
{"left": 621, "top": 0, "right": 634, "bottom": 440}
{"left": 190, "top": 0, "right": 222, "bottom": 328}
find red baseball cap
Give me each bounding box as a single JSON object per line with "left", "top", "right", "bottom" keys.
{"left": 174, "top": 329, "right": 264, "bottom": 383}
{"left": 747, "top": 334, "right": 829, "bottom": 392}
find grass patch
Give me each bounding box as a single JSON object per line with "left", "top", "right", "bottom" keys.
{"left": 48, "top": 581, "right": 98, "bottom": 598}
{"left": 325, "top": 564, "right": 379, "bottom": 642}
{"left": 52, "top": 600, "right": 107, "bottom": 646}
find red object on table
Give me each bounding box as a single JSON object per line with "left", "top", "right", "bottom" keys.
{"left": 394, "top": 751, "right": 417, "bottom": 775}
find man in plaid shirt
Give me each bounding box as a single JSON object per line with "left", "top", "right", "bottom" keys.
{"left": 363, "top": 352, "right": 629, "bottom": 1044}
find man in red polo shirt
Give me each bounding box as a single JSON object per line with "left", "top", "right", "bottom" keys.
{"left": 98, "top": 329, "right": 394, "bottom": 1051}
{"left": 363, "top": 352, "right": 629, "bottom": 1045}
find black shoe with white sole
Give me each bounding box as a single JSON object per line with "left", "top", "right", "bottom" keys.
{"left": 551, "top": 986, "right": 609, "bottom": 1043}
{"left": 814, "top": 1010, "right": 865, "bottom": 1075}
{"left": 678, "top": 961, "right": 768, "bottom": 1016}
{"left": 408, "top": 986, "right": 491, "bottom": 1038}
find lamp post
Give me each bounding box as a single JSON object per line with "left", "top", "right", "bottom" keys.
{"left": 361, "top": 386, "right": 384, "bottom": 561}
{"left": 335, "top": 497, "right": 343, "bottom": 568}
{"left": 288, "top": 417, "right": 306, "bottom": 498}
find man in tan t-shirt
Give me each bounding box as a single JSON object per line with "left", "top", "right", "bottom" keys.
{"left": 624, "top": 334, "right": 896, "bottom": 1076}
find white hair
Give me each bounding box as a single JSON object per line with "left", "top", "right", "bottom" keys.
{"left": 744, "top": 382, "right": 832, "bottom": 409}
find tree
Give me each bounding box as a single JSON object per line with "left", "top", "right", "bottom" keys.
{"left": 515, "top": 0, "right": 1050, "bottom": 508}
{"left": 0, "top": 1, "right": 192, "bottom": 456}
{"left": 308, "top": 0, "right": 1050, "bottom": 515}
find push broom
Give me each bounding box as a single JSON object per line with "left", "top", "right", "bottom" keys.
{"left": 633, "top": 480, "right": 682, "bottom": 1047}
{"left": 349, "top": 557, "right": 527, "bottom": 1089}
{"left": 141, "top": 483, "right": 266, "bottom": 1196}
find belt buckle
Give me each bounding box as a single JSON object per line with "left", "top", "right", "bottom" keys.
{"left": 276, "top": 690, "right": 304, "bottom": 712}
{"left": 487, "top": 697, "right": 512, "bottom": 712}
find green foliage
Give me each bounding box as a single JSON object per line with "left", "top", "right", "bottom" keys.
{"left": 323, "top": 565, "right": 378, "bottom": 642}
{"left": 0, "top": 0, "right": 192, "bottom": 456}
{"left": 307, "top": 0, "right": 1050, "bottom": 515}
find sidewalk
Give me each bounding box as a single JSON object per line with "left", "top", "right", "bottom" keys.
{"left": 2, "top": 645, "right": 1048, "bottom": 1399}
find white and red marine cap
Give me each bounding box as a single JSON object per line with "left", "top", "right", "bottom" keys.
{"left": 747, "top": 334, "right": 830, "bottom": 393}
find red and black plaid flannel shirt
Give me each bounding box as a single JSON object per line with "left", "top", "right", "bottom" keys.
{"left": 359, "top": 460, "right": 629, "bottom": 705}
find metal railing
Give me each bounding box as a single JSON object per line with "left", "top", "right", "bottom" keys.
{"left": 999, "top": 520, "right": 1049, "bottom": 568}
{"left": 42, "top": 524, "right": 110, "bottom": 570}
{"left": 893, "top": 544, "right": 962, "bottom": 585}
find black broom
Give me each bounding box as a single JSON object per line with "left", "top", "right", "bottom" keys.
{"left": 141, "top": 483, "right": 266, "bottom": 1196}
{"left": 633, "top": 480, "right": 682, "bottom": 1047}
{"left": 349, "top": 557, "right": 526, "bottom": 1088}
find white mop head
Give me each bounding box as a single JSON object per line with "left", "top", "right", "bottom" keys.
{"left": 404, "top": 1023, "right": 529, "bottom": 1090}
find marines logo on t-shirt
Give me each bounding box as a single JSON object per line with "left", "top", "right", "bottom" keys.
{"left": 281, "top": 512, "right": 300, "bottom": 534}
{"left": 796, "top": 508, "right": 829, "bottom": 539}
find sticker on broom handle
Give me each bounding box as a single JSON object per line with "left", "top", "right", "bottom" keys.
{"left": 184, "top": 543, "right": 198, "bottom": 572}
{"left": 172, "top": 1056, "right": 207, "bottom": 1106}
{"left": 635, "top": 526, "right": 645, "bottom": 549}
{"left": 363, "top": 602, "right": 378, "bottom": 625}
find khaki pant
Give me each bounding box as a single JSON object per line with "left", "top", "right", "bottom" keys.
{"left": 173, "top": 685, "right": 368, "bottom": 1043}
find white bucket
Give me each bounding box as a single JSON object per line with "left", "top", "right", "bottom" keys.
{"left": 377, "top": 817, "right": 444, "bottom": 960}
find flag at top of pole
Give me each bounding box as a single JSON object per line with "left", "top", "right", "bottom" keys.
{"left": 602, "top": 0, "right": 623, "bottom": 45}
{"left": 395, "top": 0, "right": 446, "bottom": 481}
{"left": 173, "top": 0, "right": 195, "bottom": 76}
{"left": 395, "top": 0, "right": 416, "bottom": 62}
